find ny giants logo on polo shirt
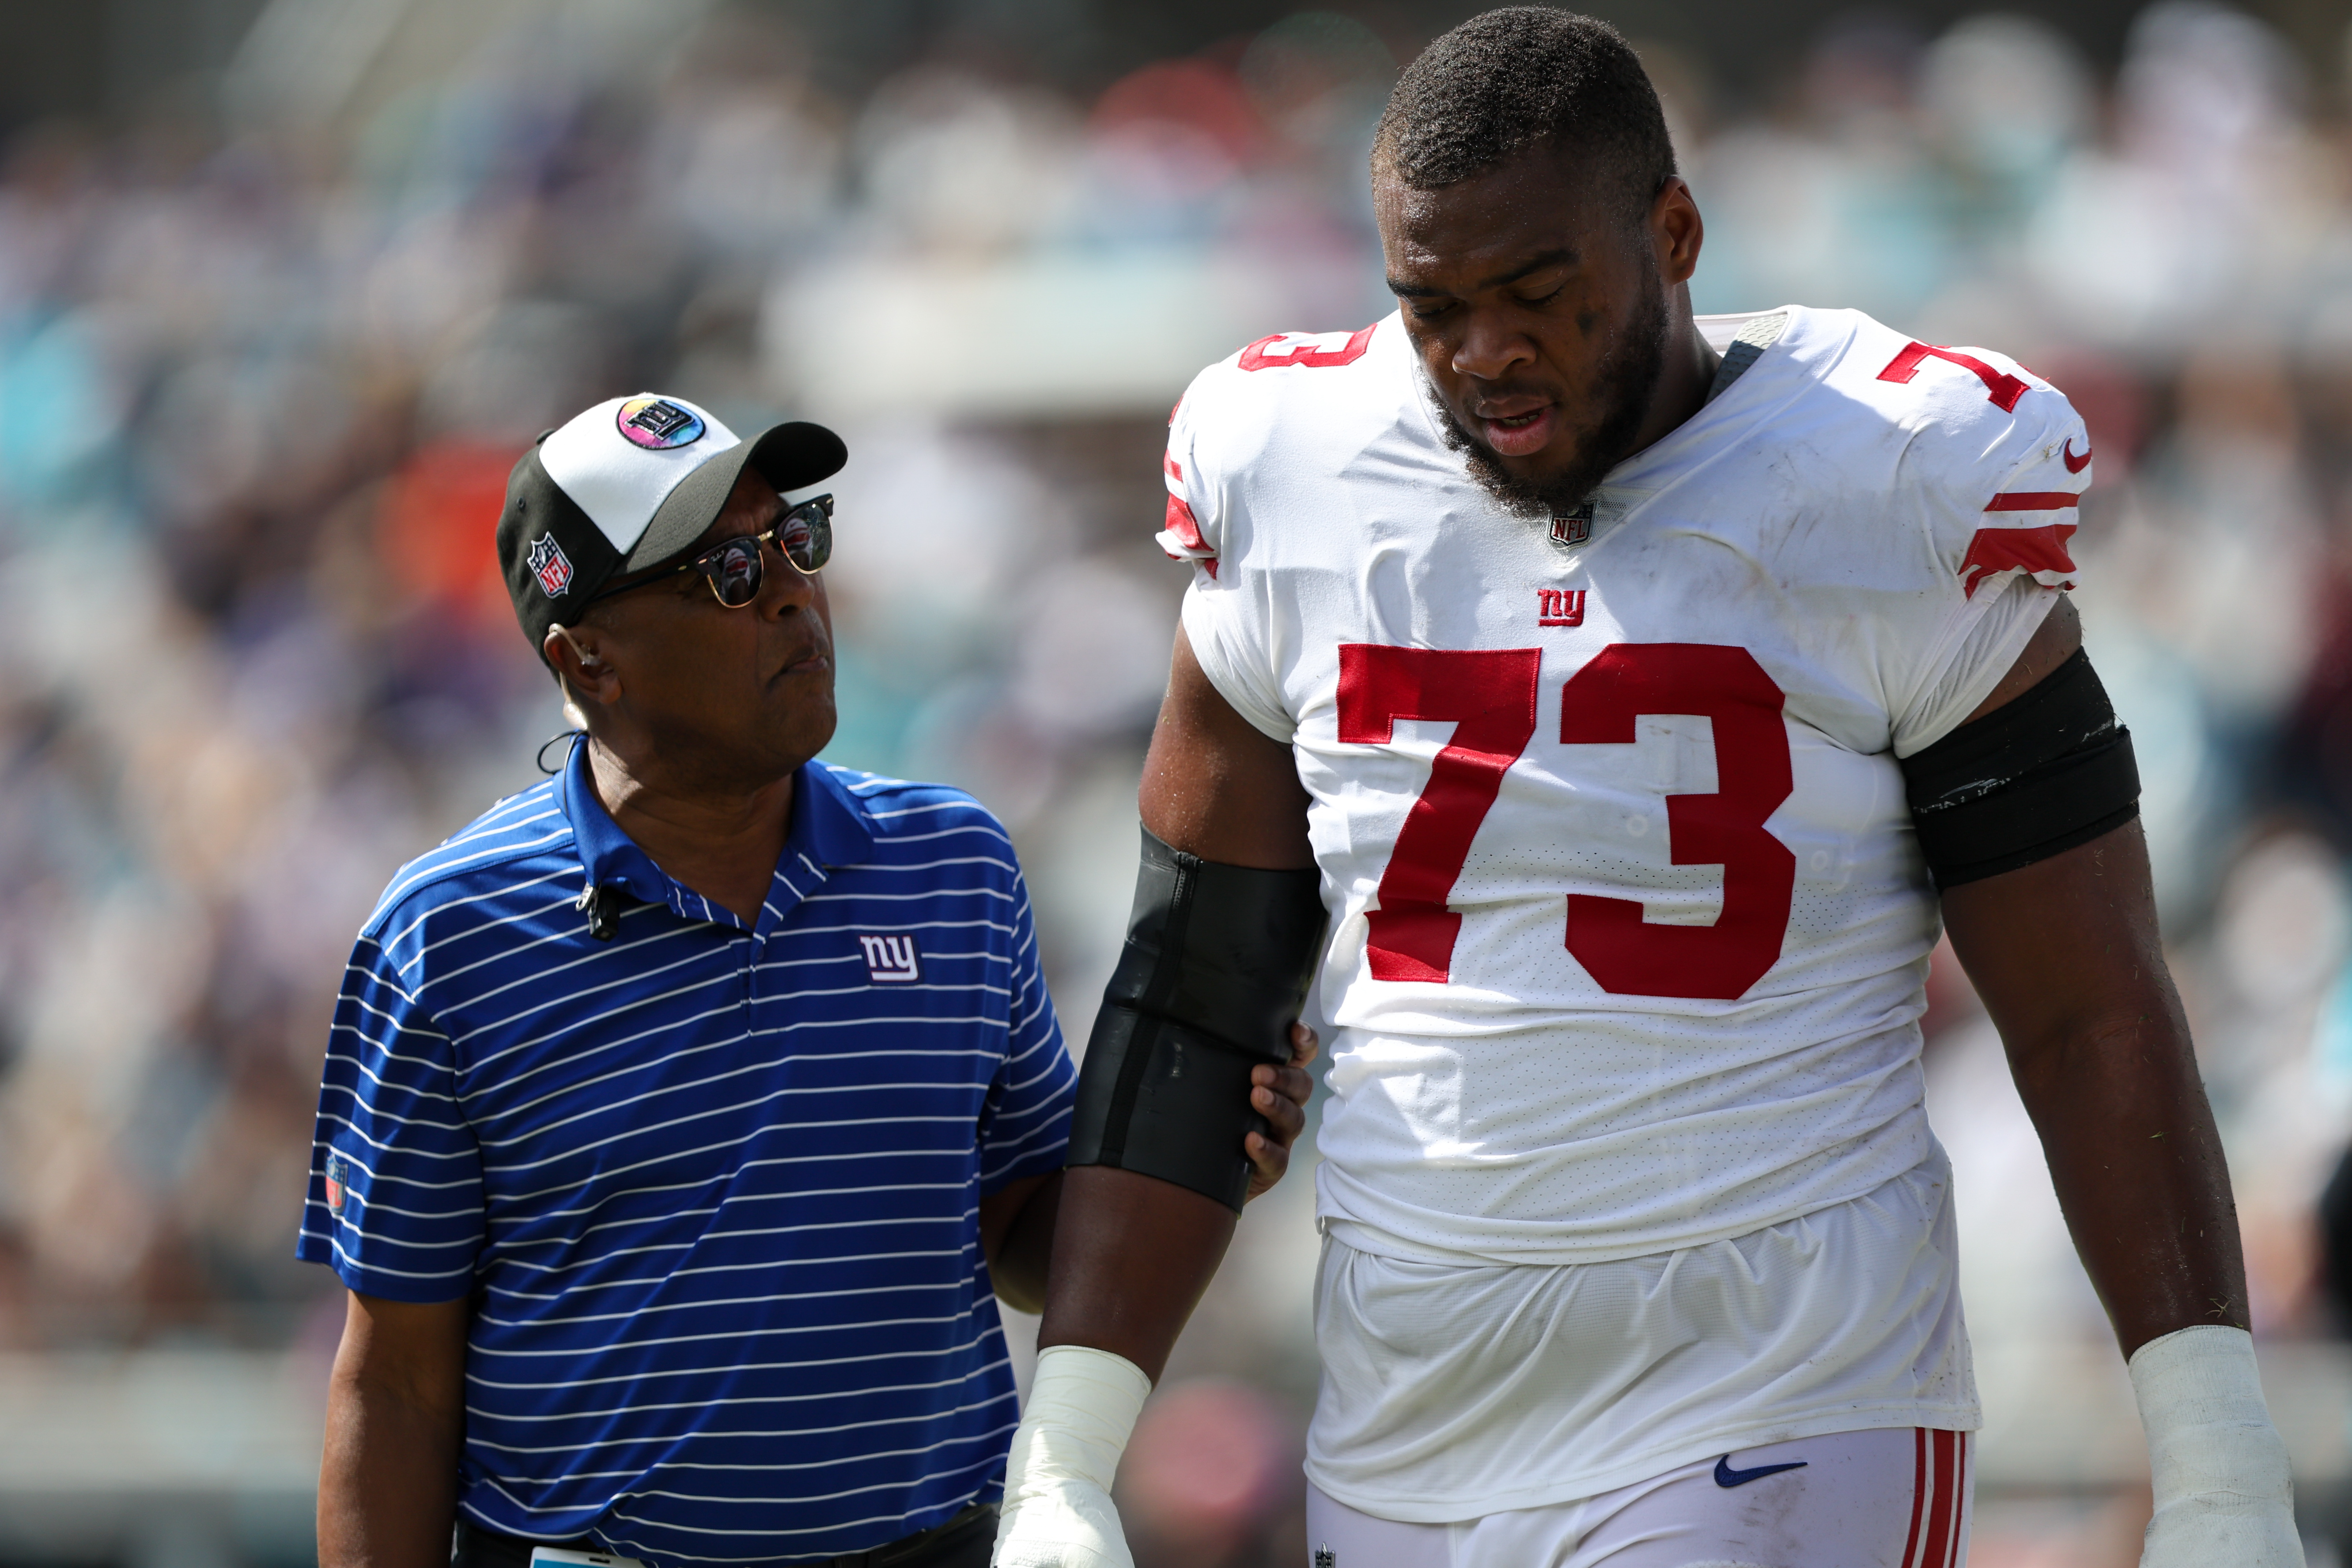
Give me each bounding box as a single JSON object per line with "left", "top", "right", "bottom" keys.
{"left": 858, "top": 934, "right": 921, "bottom": 983}
{"left": 528, "top": 534, "right": 574, "bottom": 597}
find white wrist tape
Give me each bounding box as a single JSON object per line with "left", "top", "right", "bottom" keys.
{"left": 2128, "top": 1325, "right": 2299, "bottom": 1568}
{"left": 993, "top": 1345, "right": 1151, "bottom": 1568}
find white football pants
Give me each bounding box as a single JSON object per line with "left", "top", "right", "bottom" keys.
{"left": 1305, "top": 1427, "right": 1970, "bottom": 1568}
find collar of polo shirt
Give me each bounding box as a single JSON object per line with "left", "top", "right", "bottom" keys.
{"left": 558, "top": 740, "right": 875, "bottom": 932}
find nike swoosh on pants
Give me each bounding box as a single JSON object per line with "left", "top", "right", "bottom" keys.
{"left": 1713, "top": 1455, "right": 1809, "bottom": 1487}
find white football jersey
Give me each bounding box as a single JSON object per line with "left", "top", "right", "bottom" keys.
{"left": 1165, "top": 303, "right": 2087, "bottom": 1268}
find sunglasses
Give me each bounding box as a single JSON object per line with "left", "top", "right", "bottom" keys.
{"left": 598, "top": 493, "right": 834, "bottom": 610}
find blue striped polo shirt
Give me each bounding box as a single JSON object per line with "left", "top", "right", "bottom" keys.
{"left": 296, "top": 742, "right": 1075, "bottom": 1565}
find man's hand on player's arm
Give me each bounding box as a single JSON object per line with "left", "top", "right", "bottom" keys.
{"left": 981, "top": 1020, "right": 1318, "bottom": 1315}
{"left": 1247, "top": 1019, "right": 1322, "bottom": 1199}
{"left": 318, "top": 1289, "right": 469, "bottom": 1568}
{"left": 995, "top": 626, "right": 1314, "bottom": 1568}
{"left": 1941, "top": 597, "right": 2296, "bottom": 1567}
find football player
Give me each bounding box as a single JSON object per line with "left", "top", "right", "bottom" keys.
{"left": 995, "top": 10, "right": 2298, "bottom": 1568}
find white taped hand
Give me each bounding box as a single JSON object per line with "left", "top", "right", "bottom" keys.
{"left": 993, "top": 1345, "right": 1152, "bottom": 1568}
{"left": 2129, "top": 1326, "right": 2299, "bottom": 1568}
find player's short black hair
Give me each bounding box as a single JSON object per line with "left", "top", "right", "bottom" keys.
{"left": 1373, "top": 8, "right": 1677, "bottom": 223}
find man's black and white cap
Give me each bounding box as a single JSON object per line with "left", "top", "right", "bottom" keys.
{"left": 496, "top": 393, "right": 847, "bottom": 658}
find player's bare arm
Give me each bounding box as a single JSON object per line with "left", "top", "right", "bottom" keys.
{"left": 1938, "top": 596, "right": 2246, "bottom": 1350}
{"left": 1922, "top": 592, "right": 2287, "bottom": 1559}
{"left": 995, "top": 632, "right": 1320, "bottom": 1568}
{"left": 318, "top": 1291, "right": 468, "bottom": 1568}
{"left": 1029, "top": 628, "right": 1315, "bottom": 1364}
{"left": 1133, "top": 652, "right": 1327, "bottom": 1213}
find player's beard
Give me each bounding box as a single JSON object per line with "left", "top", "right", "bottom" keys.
{"left": 1434, "top": 268, "right": 1671, "bottom": 521}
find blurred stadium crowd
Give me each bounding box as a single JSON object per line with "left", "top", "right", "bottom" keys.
{"left": 3, "top": 0, "right": 2352, "bottom": 1562}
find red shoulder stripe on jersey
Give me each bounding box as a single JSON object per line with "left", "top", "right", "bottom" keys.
{"left": 1237, "top": 323, "right": 1376, "bottom": 372}
{"left": 1158, "top": 494, "right": 1217, "bottom": 578}
{"left": 1984, "top": 491, "right": 2083, "bottom": 511}
{"left": 1960, "top": 522, "right": 2076, "bottom": 597}
{"left": 1899, "top": 1428, "right": 1931, "bottom": 1568}
{"left": 1878, "top": 340, "right": 2030, "bottom": 412}
{"left": 1162, "top": 493, "right": 1207, "bottom": 551}
{"left": 1164, "top": 453, "right": 1182, "bottom": 481}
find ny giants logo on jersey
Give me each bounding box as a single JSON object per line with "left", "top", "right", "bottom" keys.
{"left": 858, "top": 934, "right": 921, "bottom": 983}
{"left": 1537, "top": 589, "right": 1586, "bottom": 627}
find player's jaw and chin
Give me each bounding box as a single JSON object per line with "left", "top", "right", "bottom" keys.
{"left": 1427, "top": 265, "right": 1671, "bottom": 521}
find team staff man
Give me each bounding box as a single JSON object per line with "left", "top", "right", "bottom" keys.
{"left": 997, "top": 12, "right": 2298, "bottom": 1568}
{"left": 296, "top": 394, "right": 1314, "bottom": 1568}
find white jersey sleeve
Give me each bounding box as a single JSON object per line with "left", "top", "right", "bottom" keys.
{"left": 1895, "top": 574, "right": 2059, "bottom": 754}
{"left": 1860, "top": 336, "right": 2090, "bottom": 756}
{"left": 1161, "top": 332, "right": 1385, "bottom": 745}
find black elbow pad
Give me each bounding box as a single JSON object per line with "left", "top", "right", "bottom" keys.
{"left": 1066, "top": 827, "right": 1327, "bottom": 1212}
{"left": 1901, "top": 646, "right": 2140, "bottom": 889}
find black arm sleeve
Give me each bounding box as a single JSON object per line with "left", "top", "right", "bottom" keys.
{"left": 1901, "top": 646, "right": 2140, "bottom": 889}
{"left": 1065, "top": 827, "right": 1327, "bottom": 1211}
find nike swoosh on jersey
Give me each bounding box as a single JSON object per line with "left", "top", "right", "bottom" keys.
{"left": 2062, "top": 438, "right": 2092, "bottom": 473}
{"left": 1714, "top": 1455, "right": 1810, "bottom": 1488}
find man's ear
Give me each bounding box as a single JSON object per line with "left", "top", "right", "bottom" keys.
{"left": 545, "top": 623, "right": 621, "bottom": 713}
{"left": 1652, "top": 175, "right": 1703, "bottom": 287}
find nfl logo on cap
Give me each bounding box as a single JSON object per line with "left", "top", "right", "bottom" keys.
{"left": 527, "top": 535, "right": 575, "bottom": 598}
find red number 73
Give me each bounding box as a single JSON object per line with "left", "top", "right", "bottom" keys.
{"left": 1335, "top": 642, "right": 1795, "bottom": 1001}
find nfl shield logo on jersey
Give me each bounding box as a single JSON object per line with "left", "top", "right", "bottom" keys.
{"left": 324, "top": 1150, "right": 351, "bottom": 1214}
{"left": 1549, "top": 507, "right": 1593, "bottom": 549}
{"left": 527, "top": 534, "right": 575, "bottom": 598}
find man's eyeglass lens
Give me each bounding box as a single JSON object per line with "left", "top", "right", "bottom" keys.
{"left": 698, "top": 495, "right": 832, "bottom": 607}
